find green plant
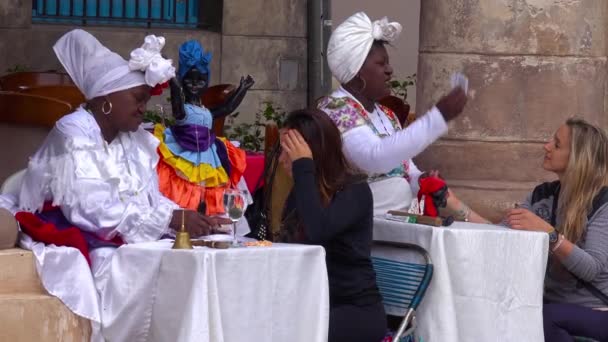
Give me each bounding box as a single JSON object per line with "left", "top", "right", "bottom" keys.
{"left": 388, "top": 73, "right": 416, "bottom": 103}
{"left": 6, "top": 64, "right": 29, "bottom": 73}
{"left": 225, "top": 101, "right": 286, "bottom": 152}
{"left": 143, "top": 109, "right": 175, "bottom": 126}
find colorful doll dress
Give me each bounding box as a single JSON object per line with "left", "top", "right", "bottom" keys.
{"left": 155, "top": 103, "right": 246, "bottom": 214}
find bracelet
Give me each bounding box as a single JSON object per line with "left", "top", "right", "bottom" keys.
{"left": 551, "top": 234, "right": 565, "bottom": 253}
{"left": 464, "top": 205, "right": 471, "bottom": 222}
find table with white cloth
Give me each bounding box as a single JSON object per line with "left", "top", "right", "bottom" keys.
{"left": 373, "top": 217, "right": 549, "bottom": 342}
{"left": 97, "top": 240, "right": 329, "bottom": 342}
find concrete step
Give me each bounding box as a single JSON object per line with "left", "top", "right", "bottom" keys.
{"left": 0, "top": 293, "right": 91, "bottom": 341}
{"left": 0, "top": 248, "right": 45, "bottom": 294}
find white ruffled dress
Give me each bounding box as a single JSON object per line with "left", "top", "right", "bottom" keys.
{"left": 0, "top": 107, "right": 179, "bottom": 339}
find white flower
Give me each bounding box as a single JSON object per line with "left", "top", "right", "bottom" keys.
{"left": 141, "top": 35, "right": 165, "bottom": 53}
{"left": 145, "top": 56, "right": 175, "bottom": 86}
{"left": 128, "top": 48, "right": 154, "bottom": 71}
{"left": 372, "top": 17, "right": 402, "bottom": 42}
{"left": 128, "top": 35, "right": 175, "bottom": 86}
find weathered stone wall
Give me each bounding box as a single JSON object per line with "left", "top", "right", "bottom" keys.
{"left": 0, "top": 0, "right": 307, "bottom": 182}
{"left": 221, "top": 0, "right": 308, "bottom": 124}
{"left": 415, "top": 0, "right": 608, "bottom": 221}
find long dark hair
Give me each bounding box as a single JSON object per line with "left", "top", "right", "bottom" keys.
{"left": 283, "top": 108, "right": 363, "bottom": 204}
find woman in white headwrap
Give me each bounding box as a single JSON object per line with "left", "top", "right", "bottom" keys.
{"left": 320, "top": 12, "right": 484, "bottom": 221}
{"left": 0, "top": 29, "right": 229, "bottom": 339}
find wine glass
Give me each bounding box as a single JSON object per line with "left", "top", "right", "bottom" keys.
{"left": 223, "top": 188, "right": 248, "bottom": 246}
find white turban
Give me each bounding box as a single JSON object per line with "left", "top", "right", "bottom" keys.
{"left": 53, "top": 29, "right": 175, "bottom": 100}
{"left": 327, "top": 12, "right": 402, "bottom": 84}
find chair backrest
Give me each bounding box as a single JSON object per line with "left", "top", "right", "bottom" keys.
{"left": 372, "top": 240, "right": 433, "bottom": 341}
{"left": 0, "top": 72, "right": 74, "bottom": 91}
{"left": 260, "top": 123, "right": 296, "bottom": 240}
{"left": 1, "top": 169, "right": 26, "bottom": 195}
{"left": 0, "top": 91, "right": 73, "bottom": 128}
{"left": 201, "top": 84, "right": 237, "bottom": 137}
{"left": 20, "top": 85, "right": 86, "bottom": 109}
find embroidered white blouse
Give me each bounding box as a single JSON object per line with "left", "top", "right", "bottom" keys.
{"left": 319, "top": 87, "right": 449, "bottom": 214}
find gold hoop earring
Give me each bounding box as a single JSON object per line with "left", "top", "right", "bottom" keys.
{"left": 102, "top": 100, "right": 113, "bottom": 115}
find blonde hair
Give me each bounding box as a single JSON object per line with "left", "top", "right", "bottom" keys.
{"left": 558, "top": 118, "right": 608, "bottom": 243}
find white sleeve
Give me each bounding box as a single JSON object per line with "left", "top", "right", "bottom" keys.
{"left": 19, "top": 112, "right": 178, "bottom": 244}
{"left": 342, "top": 107, "right": 448, "bottom": 174}
{"left": 407, "top": 160, "right": 424, "bottom": 196}
{"left": 59, "top": 176, "right": 177, "bottom": 244}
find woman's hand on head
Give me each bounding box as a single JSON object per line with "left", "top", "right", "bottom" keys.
{"left": 505, "top": 208, "right": 553, "bottom": 232}
{"left": 281, "top": 129, "right": 312, "bottom": 162}
{"left": 170, "top": 210, "right": 232, "bottom": 238}
{"left": 436, "top": 87, "right": 467, "bottom": 122}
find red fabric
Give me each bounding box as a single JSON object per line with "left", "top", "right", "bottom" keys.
{"left": 15, "top": 203, "right": 125, "bottom": 266}
{"left": 15, "top": 211, "right": 92, "bottom": 265}
{"left": 223, "top": 139, "right": 247, "bottom": 187}
{"left": 243, "top": 152, "right": 265, "bottom": 194}
{"left": 150, "top": 82, "right": 169, "bottom": 96}
{"left": 418, "top": 176, "right": 447, "bottom": 217}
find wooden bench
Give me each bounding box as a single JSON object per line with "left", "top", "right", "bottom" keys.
{"left": 20, "top": 85, "right": 85, "bottom": 110}
{"left": 0, "top": 91, "right": 73, "bottom": 128}
{"left": 0, "top": 72, "right": 74, "bottom": 91}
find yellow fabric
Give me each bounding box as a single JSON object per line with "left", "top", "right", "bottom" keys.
{"left": 153, "top": 124, "right": 229, "bottom": 187}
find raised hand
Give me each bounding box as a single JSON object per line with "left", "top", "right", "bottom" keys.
{"left": 240, "top": 75, "right": 255, "bottom": 90}
{"left": 281, "top": 129, "right": 312, "bottom": 162}
{"left": 436, "top": 87, "right": 467, "bottom": 122}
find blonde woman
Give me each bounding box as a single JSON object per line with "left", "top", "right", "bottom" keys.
{"left": 486, "top": 118, "right": 608, "bottom": 341}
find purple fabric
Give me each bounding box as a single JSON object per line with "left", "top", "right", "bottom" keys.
{"left": 543, "top": 302, "right": 608, "bottom": 341}
{"left": 215, "top": 137, "right": 231, "bottom": 176}
{"left": 36, "top": 207, "right": 122, "bottom": 250}
{"left": 170, "top": 124, "right": 215, "bottom": 152}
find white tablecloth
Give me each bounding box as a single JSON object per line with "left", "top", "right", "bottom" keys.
{"left": 97, "top": 241, "right": 329, "bottom": 342}
{"left": 373, "top": 218, "right": 549, "bottom": 342}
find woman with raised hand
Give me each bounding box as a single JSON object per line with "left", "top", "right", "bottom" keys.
{"left": 319, "top": 12, "right": 479, "bottom": 221}
{"left": 278, "top": 108, "right": 386, "bottom": 342}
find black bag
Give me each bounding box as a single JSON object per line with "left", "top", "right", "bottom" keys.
{"left": 244, "top": 142, "right": 281, "bottom": 241}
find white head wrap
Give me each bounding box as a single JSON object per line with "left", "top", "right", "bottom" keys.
{"left": 53, "top": 29, "right": 175, "bottom": 100}
{"left": 327, "top": 12, "right": 402, "bottom": 84}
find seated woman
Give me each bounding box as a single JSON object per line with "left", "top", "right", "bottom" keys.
{"left": 0, "top": 29, "right": 229, "bottom": 334}
{"left": 278, "top": 109, "right": 386, "bottom": 342}
{"left": 319, "top": 12, "right": 484, "bottom": 221}
{"left": 155, "top": 40, "right": 254, "bottom": 215}
{"left": 470, "top": 118, "right": 608, "bottom": 341}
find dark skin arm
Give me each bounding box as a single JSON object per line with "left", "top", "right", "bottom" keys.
{"left": 168, "top": 209, "right": 232, "bottom": 238}
{"left": 169, "top": 75, "right": 254, "bottom": 120}
{"left": 169, "top": 77, "right": 186, "bottom": 120}
{"left": 209, "top": 75, "right": 255, "bottom": 119}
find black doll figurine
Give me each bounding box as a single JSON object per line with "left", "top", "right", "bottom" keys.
{"left": 154, "top": 40, "right": 253, "bottom": 215}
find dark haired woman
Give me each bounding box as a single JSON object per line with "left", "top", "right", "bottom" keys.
{"left": 279, "top": 108, "right": 386, "bottom": 342}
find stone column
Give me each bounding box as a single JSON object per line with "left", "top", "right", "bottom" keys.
{"left": 415, "top": 0, "right": 608, "bottom": 221}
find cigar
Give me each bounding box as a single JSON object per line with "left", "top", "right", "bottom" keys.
{"left": 387, "top": 210, "right": 444, "bottom": 227}
{"left": 190, "top": 240, "right": 231, "bottom": 249}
